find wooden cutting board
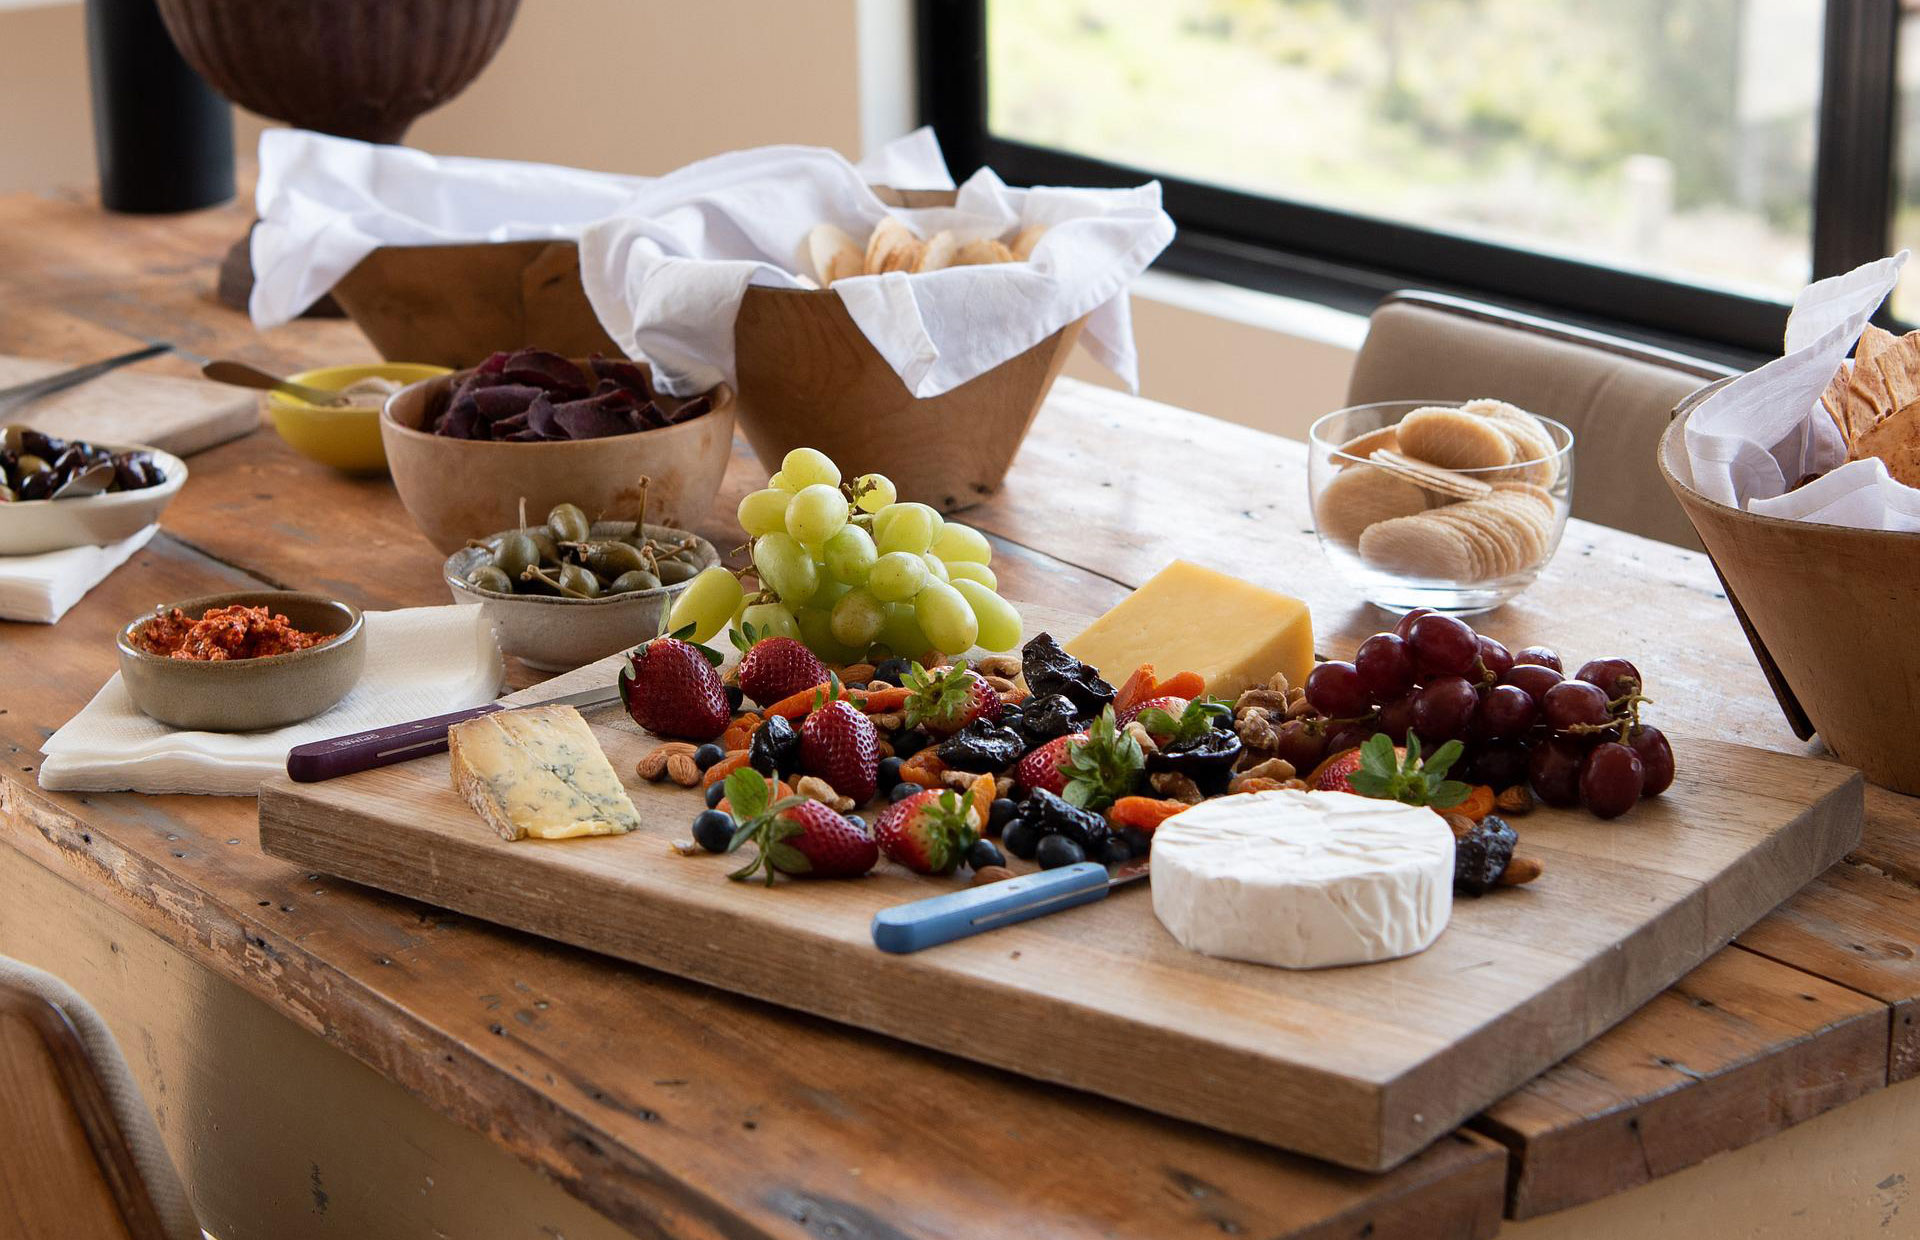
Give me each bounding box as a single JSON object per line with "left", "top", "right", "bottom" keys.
{"left": 0, "top": 356, "right": 258, "bottom": 456}
{"left": 257, "top": 602, "right": 1864, "bottom": 1172}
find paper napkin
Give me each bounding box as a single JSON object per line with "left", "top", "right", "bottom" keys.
{"left": 38, "top": 605, "right": 504, "bottom": 795}
{"left": 1683, "top": 252, "right": 1920, "bottom": 530}
{"left": 0, "top": 525, "right": 156, "bottom": 624}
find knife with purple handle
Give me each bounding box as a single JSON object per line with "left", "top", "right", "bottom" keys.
{"left": 284, "top": 684, "right": 620, "bottom": 782}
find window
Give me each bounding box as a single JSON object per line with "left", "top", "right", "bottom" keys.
{"left": 920, "top": 0, "right": 1900, "bottom": 359}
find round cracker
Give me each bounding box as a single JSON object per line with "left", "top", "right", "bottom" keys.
{"left": 1371, "top": 449, "right": 1495, "bottom": 501}
{"left": 1336, "top": 425, "right": 1400, "bottom": 461}
{"left": 1398, "top": 406, "right": 1515, "bottom": 471}
{"left": 1314, "top": 464, "right": 1430, "bottom": 547}
{"left": 1358, "top": 512, "right": 1476, "bottom": 580}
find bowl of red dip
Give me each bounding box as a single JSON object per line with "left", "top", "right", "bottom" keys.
{"left": 115, "top": 591, "right": 366, "bottom": 731}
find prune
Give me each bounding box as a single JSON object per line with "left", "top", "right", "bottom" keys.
{"left": 1020, "top": 788, "right": 1111, "bottom": 851}
{"left": 1454, "top": 814, "right": 1518, "bottom": 896}
{"left": 748, "top": 714, "right": 801, "bottom": 778}
{"left": 936, "top": 720, "right": 1026, "bottom": 772}
{"left": 1145, "top": 727, "right": 1243, "bottom": 797}
{"left": 1013, "top": 693, "right": 1079, "bottom": 747}
{"left": 1021, "top": 633, "right": 1115, "bottom": 718}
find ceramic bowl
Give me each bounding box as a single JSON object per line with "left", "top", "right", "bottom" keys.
{"left": 0, "top": 443, "right": 187, "bottom": 556}
{"left": 445, "top": 521, "right": 720, "bottom": 672}
{"left": 115, "top": 591, "right": 367, "bottom": 731}
{"left": 265, "top": 362, "right": 450, "bottom": 474}
{"left": 382, "top": 360, "right": 735, "bottom": 554}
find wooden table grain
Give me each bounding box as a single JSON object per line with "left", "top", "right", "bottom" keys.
{"left": 0, "top": 181, "right": 1916, "bottom": 1238}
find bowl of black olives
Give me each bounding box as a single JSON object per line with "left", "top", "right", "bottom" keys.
{"left": 0, "top": 426, "right": 185, "bottom": 555}
{"left": 445, "top": 501, "right": 720, "bottom": 672}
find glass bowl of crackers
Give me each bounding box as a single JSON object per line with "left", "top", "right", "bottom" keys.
{"left": 1308, "top": 399, "right": 1573, "bottom": 615}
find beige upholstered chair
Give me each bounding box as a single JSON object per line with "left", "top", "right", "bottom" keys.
{"left": 1347, "top": 291, "right": 1737, "bottom": 549}
{"left": 0, "top": 956, "right": 202, "bottom": 1240}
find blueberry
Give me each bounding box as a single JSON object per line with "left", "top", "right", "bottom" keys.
{"left": 1035, "top": 833, "right": 1087, "bottom": 869}
{"left": 986, "top": 797, "right": 1018, "bottom": 836}
{"left": 1097, "top": 836, "right": 1133, "bottom": 866}
{"left": 693, "top": 742, "right": 726, "bottom": 771}
{"left": 842, "top": 680, "right": 868, "bottom": 692}
{"left": 877, "top": 755, "right": 906, "bottom": 792}
{"left": 966, "top": 838, "right": 1007, "bottom": 871}
{"left": 870, "top": 657, "right": 912, "bottom": 687}
{"left": 725, "top": 684, "right": 744, "bottom": 711}
{"left": 1000, "top": 819, "right": 1040, "bottom": 860}
{"left": 1116, "top": 825, "right": 1151, "bottom": 858}
{"left": 845, "top": 814, "right": 866, "bottom": 831}
{"left": 889, "top": 781, "right": 925, "bottom": 803}
{"left": 704, "top": 782, "right": 726, "bottom": 809}
{"left": 691, "top": 809, "right": 735, "bottom": 853}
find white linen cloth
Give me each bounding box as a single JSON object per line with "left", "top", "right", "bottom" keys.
{"left": 0, "top": 525, "right": 155, "bottom": 624}
{"left": 39, "top": 605, "right": 504, "bottom": 795}
{"left": 578, "top": 144, "right": 1174, "bottom": 398}
{"left": 1684, "top": 252, "right": 1920, "bottom": 530}
{"left": 249, "top": 127, "right": 1174, "bottom": 399}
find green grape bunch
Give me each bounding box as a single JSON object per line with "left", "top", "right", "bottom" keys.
{"left": 668, "top": 447, "right": 1022, "bottom": 663}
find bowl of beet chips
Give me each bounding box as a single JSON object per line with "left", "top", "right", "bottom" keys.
{"left": 381, "top": 348, "right": 734, "bottom": 554}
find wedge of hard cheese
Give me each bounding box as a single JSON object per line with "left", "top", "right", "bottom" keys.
{"left": 449, "top": 705, "right": 640, "bottom": 841}
{"left": 1064, "top": 560, "right": 1314, "bottom": 699}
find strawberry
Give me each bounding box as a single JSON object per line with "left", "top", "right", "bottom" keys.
{"left": 902, "top": 661, "right": 1001, "bottom": 736}
{"left": 722, "top": 767, "right": 877, "bottom": 884}
{"left": 734, "top": 630, "right": 826, "bottom": 707}
{"left": 873, "top": 787, "right": 978, "bottom": 875}
{"left": 1118, "top": 694, "right": 1190, "bottom": 732}
{"left": 800, "top": 696, "right": 880, "bottom": 803}
{"left": 1054, "top": 707, "right": 1147, "bottom": 811}
{"left": 1015, "top": 733, "right": 1084, "bottom": 797}
{"left": 622, "top": 636, "right": 728, "bottom": 741}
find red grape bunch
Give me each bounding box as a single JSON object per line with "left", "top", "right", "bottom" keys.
{"left": 1298, "top": 608, "right": 1674, "bottom": 820}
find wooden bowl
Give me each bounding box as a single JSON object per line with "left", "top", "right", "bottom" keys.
{"left": 731, "top": 288, "right": 1086, "bottom": 512}
{"left": 154, "top": 0, "right": 518, "bottom": 144}
{"left": 116, "top": 592, "right": 366, "bottom": 732}
{"left": 331, "top": 241, "right": 619, "bottom": 369}
{"left": 1659, "top": 396, "right": 1920, "bottom": 793}
{"left": 380, "top": 362, "right": 734, "bottom": 554}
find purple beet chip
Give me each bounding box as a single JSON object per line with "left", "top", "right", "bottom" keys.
{"left": 499, "top": 348, "right": 590, "bottom": 398}
{"left": 552, "top": 389, "right": 642, "bottom": 439}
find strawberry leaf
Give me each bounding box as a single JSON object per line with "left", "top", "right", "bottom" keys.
{"left": 1345, "top": 731, "right": 1471, "bottom": 809}
{"left": 1429, "top": 780, "right": 1471, "bottom": 809}
{"left": 768, "top": 842, "right": 811, "bottom": 873}
{"left": 1060, "top": 707, "right": 1144, "bottom": 811}
{"left": 725, "top": 767, "right": 769, "bottom": 818}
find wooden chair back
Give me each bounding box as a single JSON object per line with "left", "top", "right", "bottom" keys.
{"left": 0, "top": 959, "right": 200, "bottom": 1240}
{"left": 1348, "top": 290, "right": 1737, "bottom": 548}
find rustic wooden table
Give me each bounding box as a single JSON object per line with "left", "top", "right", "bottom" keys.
{"left": 2, "top": 184, "right": 1918, "bottom": 1240}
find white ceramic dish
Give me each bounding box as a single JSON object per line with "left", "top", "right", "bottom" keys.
{"left": 444, "top": 521, "right": 720, "bottom": 672}
{"left": 0, "top": 444, "right": 188, "bottom": 555}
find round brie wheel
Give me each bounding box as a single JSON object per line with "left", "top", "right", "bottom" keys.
{"left": 1150, "top": 789, "right": 1454, "bottom": 969}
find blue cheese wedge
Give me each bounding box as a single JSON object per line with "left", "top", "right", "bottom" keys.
{"left": 448, "top": 705, "right": 640, "bottom": 841}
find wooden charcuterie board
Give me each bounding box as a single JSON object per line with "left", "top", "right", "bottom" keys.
{"left": 257, "top": 602, "right": 1863, "bottom": 1172}
{"left": 0, "top": 355, "right": 257, "bottom": 456}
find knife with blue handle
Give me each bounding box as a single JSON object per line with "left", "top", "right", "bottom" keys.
{"left": 871, "top": 857, "right": 1150, "bottom": 953}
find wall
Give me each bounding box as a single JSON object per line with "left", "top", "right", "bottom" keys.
{"left": 0, "top": 0, "right": 1359, "bottom": 439}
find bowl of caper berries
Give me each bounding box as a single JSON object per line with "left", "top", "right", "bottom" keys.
{"left": 445, "top": 499, "right": 720, "bottom": 672}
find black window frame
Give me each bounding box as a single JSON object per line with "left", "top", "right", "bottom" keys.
{"left": 918, "top": 0, "right": 1900, "bottom": 365}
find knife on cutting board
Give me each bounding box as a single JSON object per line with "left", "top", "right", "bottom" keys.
{"left": 871, "top": 857, "right": 1150, "bottom": 953}
{"left": 285, "top": 684, "right": 620, "bottom": 782}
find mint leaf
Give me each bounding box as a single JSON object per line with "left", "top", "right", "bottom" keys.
{"left": 725, "top": 767, "right": 767, "bottom": 819}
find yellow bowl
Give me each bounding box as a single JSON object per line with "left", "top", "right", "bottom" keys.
{"left": 265, "top": 362, "right": 452, "bottom": 474}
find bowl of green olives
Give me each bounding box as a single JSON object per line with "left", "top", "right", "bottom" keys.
{"left": 445, "top": 501, "right": 721, "bottom": 672}
{"left": 0, "top": 426, "right": 187, "bottom": 555}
